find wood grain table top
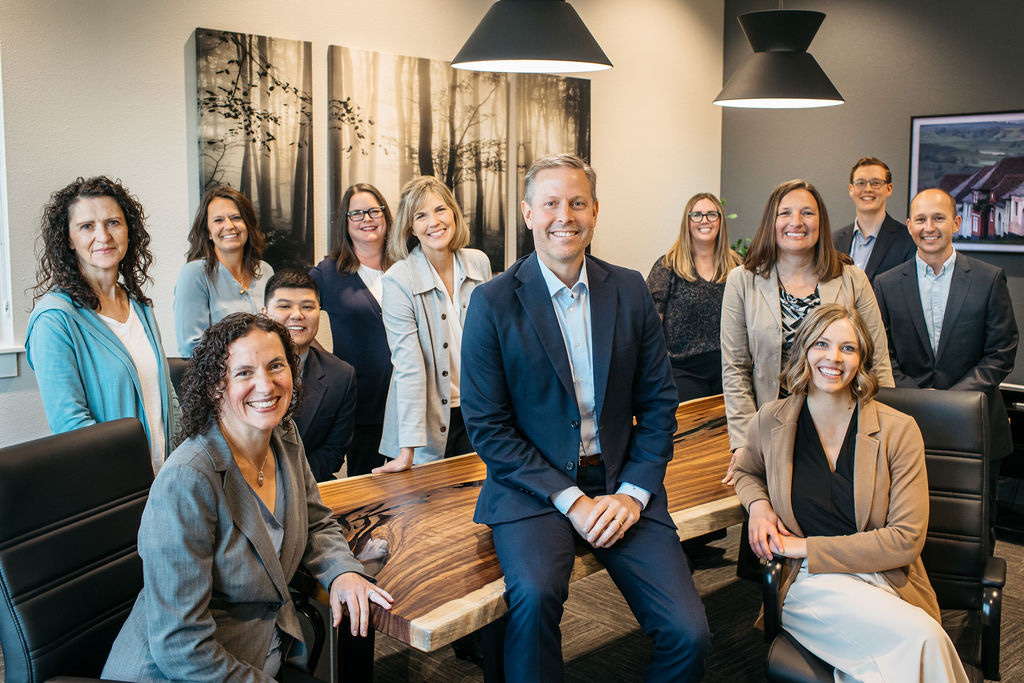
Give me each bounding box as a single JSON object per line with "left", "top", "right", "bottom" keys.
{"left": 316, "top": 394, "right": 741, "bottom": 651}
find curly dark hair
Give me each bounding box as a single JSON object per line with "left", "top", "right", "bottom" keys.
{"left": 32, "top": 176, "right": 153, "bottom": 308}
{"left": 177, "top": 312, "right": 303, "bottom": 441}
{"left": 329, "top": 182, "right": 394, "bottom": 275}
{"left": 185, "top": 186, "right": 266, "bottom": 279}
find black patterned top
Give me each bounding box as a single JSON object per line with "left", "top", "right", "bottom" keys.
{"left": 646, "top": 257, "right": 725, "bottom": 363}
{"left": 779, "top": 284, "right": 821, "bottom": 367}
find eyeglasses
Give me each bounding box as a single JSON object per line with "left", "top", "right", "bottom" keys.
{"left": 851, "top": 179, "right": 889, "bottom": 190}
{"left": 347, "top": 207, "right": 385, "bottom": 221}
{"left": 688, "top": 211, "right": 721, "bottom": 222}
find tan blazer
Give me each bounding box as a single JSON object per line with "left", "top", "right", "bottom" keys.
{"left": 720, "top": 264, "right": 894, "bottom": 451}
{"left": 733, "top": 395, "right": 940, "bottom": 624}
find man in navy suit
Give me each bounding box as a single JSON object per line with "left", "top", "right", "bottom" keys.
{"left": 265, "top": 270, "right": 356, "bottom": 481}
{"left": 833, "top": 157, "right": 915, "bottom": 283}
{"left": 874, "top": 188, "right": 1017, "bottom": 536}
{"left": 461, "top": 154, "right": 710, "bottom": 682}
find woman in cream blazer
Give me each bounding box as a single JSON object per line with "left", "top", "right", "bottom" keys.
{"left": 733, "top": 304, "right": 965, "bottom": 682}
{"left": 375, "top": 177, "right": 492, "bottom": 472}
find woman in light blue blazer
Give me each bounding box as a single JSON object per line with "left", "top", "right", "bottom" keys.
{"left": 174, "top": 186, "right": 274, "bottom": 356}
{"left": 103, "top": 314, "right": 392, "bottom": 682}
{"left": 373, "top": 177, "right": 492, "bottom": 473}
{"left": 26, "top": 176, "right": 178, "bottom": 472}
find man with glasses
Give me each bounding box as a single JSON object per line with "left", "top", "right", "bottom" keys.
{"left": 833, "top": 157, "right": 915, "bottom": 283}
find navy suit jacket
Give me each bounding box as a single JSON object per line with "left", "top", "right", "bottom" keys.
{"left": 294, "top": 346, "right": 356, "bottom": 481}
{"left": 461, "top": 253, "right": 679, "bottom": 529}
{"left": 833, "top": 213, "right": 916, "bottom": 283}
{"left": 874, "top": 253, "right": 1018, "bottom": 457}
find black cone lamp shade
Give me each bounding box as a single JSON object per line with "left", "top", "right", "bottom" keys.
{"left": 714, "top": 10, "right": 843, "bottom": 109}
{"left": 452, "top": 0, "right": 612, "bottom": 74}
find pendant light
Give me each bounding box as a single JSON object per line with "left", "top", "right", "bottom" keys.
{"left": 714, "top": 8, "right": 843, "bottom": 109}
{"left": 452, "top": 0, "right": 612, "bottom": 74}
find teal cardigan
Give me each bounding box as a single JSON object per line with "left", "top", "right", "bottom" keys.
{"left": 26, "top": 291, "right": 180, "bottom": 460}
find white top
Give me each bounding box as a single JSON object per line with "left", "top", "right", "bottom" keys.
{"left": 427, "top": 254, "right": 466, "bottom": 408}
{"left": 358, "top": 264, "right": 384, "bottom": 304}
{"left": 98, "top": 305, "right": 166, "bottom": 471}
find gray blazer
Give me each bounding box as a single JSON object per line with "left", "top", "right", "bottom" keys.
{"left": 380, "top": 246, "right": 492, "bottom": 463}
{"left": 720, "top": 264, "right": 895, "bottom": 450}
{"left": 102, "top": 422, "right": 363, "bottom": 682}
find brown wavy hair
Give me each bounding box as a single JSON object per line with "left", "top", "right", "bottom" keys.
{"left": 780, "top": 303, "right": 878, "bottom": 401}
{"left": 32, "top": 176, "right": 153, "bottom": 308}
{"left": 185, "top": 186, "right": 266, "bottom": 279}
{"left": 662, "top": 192, "right": 741, "bottom": 283}
{"left": 330, "top": 183, "right": 394, "bottom": 275}
{"left": 177, "top": 313, "right": 303, "bottom": 441}
{"left": 743, "top": 179, "right": 850, "bottom": 281}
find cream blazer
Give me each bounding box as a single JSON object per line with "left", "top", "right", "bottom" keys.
{"left": 733, "top": 395, "right": 940, "bottom": 624}
{"left": 720, "top": 264, "right": 894, "bottom": 451}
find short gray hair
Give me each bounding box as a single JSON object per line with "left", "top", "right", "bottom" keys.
{"left": 523, "top": 153, "right": 597, "bottom": 204}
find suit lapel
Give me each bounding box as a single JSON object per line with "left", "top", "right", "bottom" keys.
{"left": 770, "top": 397, "right": 802, "bottom": 537}
{"left": 587, "top": 258, "right": 615, "bottom": 421}
{"left": 818, "top": 274, "right": 842, "bottom": 303}
{"left": 275, "top": 426, "right": 305, "bottom": 578}
{"left": 297, "top": 350, "right": 327, "bottom": 432}
{"left": 900, "top": 265, "right": 935, "bottom": 363}
{"left": 864, "top": 220, "right": 896, "bottom": 279}
{"left": 516, "top": 254, "right": 576, "bottom": 399}
{"left": 755, "top": 269, "right": 782, "bottom": 328}
{"left": 936, "top": 253, "right": 971, "bottom": 363}
{"left": 853, "top": 400, "right": 881, "bottom": 530}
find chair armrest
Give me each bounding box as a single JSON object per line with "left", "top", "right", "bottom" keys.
{"left": 982, "top": 579, "right": 1003, "bottom": 680}
{"left": 763, "top": 558, "right": 784, "bottom": 642}
{"left": 983, "top": 556, "right": 1006, "bottom": 588}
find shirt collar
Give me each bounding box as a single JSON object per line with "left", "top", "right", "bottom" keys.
{"left": 536, "top": 255, "right": 589, "bottom": 298}
{"left": 852, "top": 219, "right": 877, "bottom": 242}
{"left": 915, "top": 248, "right": 956, "bottom": 277}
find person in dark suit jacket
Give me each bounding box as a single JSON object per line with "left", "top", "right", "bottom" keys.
{"left": 265, "top": 270, "right": 356, "bottom": 481}
{"left": 461, "top": 155, "right": 710, "bottom": 682}
{"left": 874, "top": 189, "right": 1018, "bottom": 533}
{"left": 833, "top": 157, "right": 915, "bottom": 282}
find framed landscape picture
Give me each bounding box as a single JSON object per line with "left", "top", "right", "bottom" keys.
{"left": 910, "top": 110, "right": 1024, "bottom": 252}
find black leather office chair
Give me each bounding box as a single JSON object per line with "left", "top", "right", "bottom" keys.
{"left": 166, "top": 356, "right": 191, "bottom": 396}
{"left": 0, "top": 418, "right": 332, "bottom": 683}
{"left": 762, "top": 388, "right": 1005, "bottom": 683}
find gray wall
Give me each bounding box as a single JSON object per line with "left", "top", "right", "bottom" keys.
{"left": 721, "top": 0, "right": 1024, "bottom": 384}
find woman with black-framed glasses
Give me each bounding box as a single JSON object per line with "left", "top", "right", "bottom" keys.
{"left": 310, "top": 183, "right": 395, "bottom": 475}
{"left": 646, "top": 193, "right": 741, "bottom": 402}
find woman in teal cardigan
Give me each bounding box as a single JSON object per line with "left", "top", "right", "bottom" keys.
{"left": 26, "top": 177, "right": 178, "bottom": 472}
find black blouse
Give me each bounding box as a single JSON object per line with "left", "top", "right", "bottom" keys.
{"left": 791, "top": 401, "right": 858, "bottom": 537}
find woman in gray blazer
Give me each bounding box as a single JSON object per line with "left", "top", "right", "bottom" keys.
{"left": 373, "top": 177, "right": 492, "bottom": 473}
{"left": 103, "top": 313, "right": 392, "bottom": 682}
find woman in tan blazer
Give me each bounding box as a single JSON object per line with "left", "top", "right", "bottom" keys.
{"left": 733, "top": 304, "right": 966, "bottom": 682}
{"left": 721, "top": 179, "right": 893, "bottom": 483}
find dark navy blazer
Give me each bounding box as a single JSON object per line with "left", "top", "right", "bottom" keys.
{"left": 310, "top": 258, "right": 391, "bottom": 426}
{"left": 294, "top": 346, "right": 356, "bottom": 481}
{"left": 461, "top": 253, "right": 680, "bottom": 529}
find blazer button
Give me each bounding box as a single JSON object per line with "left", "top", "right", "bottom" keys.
{"left": 442, "top": 370, "right": 449, "bottom": 377}
{"left": 442, "top": 398, "right": 448, "bottom": 405}
{"left": 570, "top": 420, "right": 580, "bottom": 429}
{"left": 565, "top": 461, "right": 575, "bottom": 471}
{"left": 440, "top": 425, "right": 447, "bottom": 433}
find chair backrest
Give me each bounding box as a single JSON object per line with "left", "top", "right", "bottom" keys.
{"left": 875, "top": 388, "right": 989, "bottom": 610}
{"left": 167, "top": 356, "right": 191, "bottom": 397}
{"left": 0, "top": 418, "right": 154, "bottom": 682}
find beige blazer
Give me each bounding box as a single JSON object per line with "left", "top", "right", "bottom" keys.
{"left": 720, "top": 264, "right": 894, "bottom": 451}
{"left": 733, "top": 395, "right": 940, "bottom": 624}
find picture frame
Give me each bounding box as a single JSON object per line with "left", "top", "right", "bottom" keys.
{"left": 910, "top": 110, "right": 1024, "bottom": 252}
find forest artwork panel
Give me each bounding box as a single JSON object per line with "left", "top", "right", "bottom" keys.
{"left": 328, "top": 46, "right": 509, "bottom": 272}
{"left": 196, "top": 28, "right": 314, "bottom": 270}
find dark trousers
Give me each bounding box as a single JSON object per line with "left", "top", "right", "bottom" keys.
{"left": 490, "top": 464, "right": 710, "bottom": 682}
{"left": 444, "top": 406, "right": 473, "bottom": 458}
{"left": 672, "top": 350, "right": 723, "bottom": 403}
{"left": 347, "top": 423, "right": 385, "bottom": 476}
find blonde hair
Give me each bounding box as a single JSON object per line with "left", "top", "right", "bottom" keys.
{"left": 388, "top": 176, "right": 470, "bottom": 261}
{"left": 663, "top": 192, "right": 741, "bottom": 283}
{"left": 780, "top": 303, "right": 879, "bottom": 401}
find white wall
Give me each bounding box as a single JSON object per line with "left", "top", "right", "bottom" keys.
{"left": 0, "top": 0, "right": 723, "bottom": 447}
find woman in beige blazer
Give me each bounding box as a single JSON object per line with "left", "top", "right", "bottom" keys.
{"left": 733, "top": 304, "right": 966, "bottom": 682}
{"left": 721, "top": 179, "right": 893, "bottom": 482}
{"left": 374, "top": 177, "right": 492, "bottom": 472}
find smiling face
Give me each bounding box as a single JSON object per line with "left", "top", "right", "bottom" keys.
{"left": 218, "top": 330, "right": 293, "bottom": 440}
{"left": 908, "top": 189, "right": 959, "bottom": 268}
{"left": 347, "top": 191, "right": 387, "bottom": 255}
{"left": 206, "top": 197, "right": 248, "bottom": 258}
{"left": 806, "top": 318, "right": 860, "bottom": 397}
{"left": 522, "top": 167, "right": 598, "bottom": 284}
{"left": 67, "top": 196, "right": 129, "bottom": 283}
{"left": 688, "top": 197, "right": 721, "bottom": 247}
{"left": 848, "top": 164, "right": 893, "bottom": 214}
{"left": 264, "top": 287, "right": 320, "bottom": 354}
{"left": 410, "top": 191, "right": 455, "bottom": 258}
{"left": 774, "top": 188, "right": 820, "bottom": 257}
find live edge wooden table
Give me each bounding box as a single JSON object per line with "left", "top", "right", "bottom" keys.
{"left": 315, "top": 394, "right": 742, "bottom": 678}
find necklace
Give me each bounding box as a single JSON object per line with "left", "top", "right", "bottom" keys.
{"left": 255, "top": 449, "right": 269, "bottom": 486}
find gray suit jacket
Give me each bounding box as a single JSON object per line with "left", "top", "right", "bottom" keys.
{"left": 103, "top": 421, "right": 363, "bottom": 682}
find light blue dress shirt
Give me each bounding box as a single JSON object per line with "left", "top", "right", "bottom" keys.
{"left": 849, "top": 222, "right": 878, "bottom": 272}
{"left": 535, "top": 257, "right": 650, "bottom": 515}
{"left": 915, "top": 250, "right": 957, "bottom": 354}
